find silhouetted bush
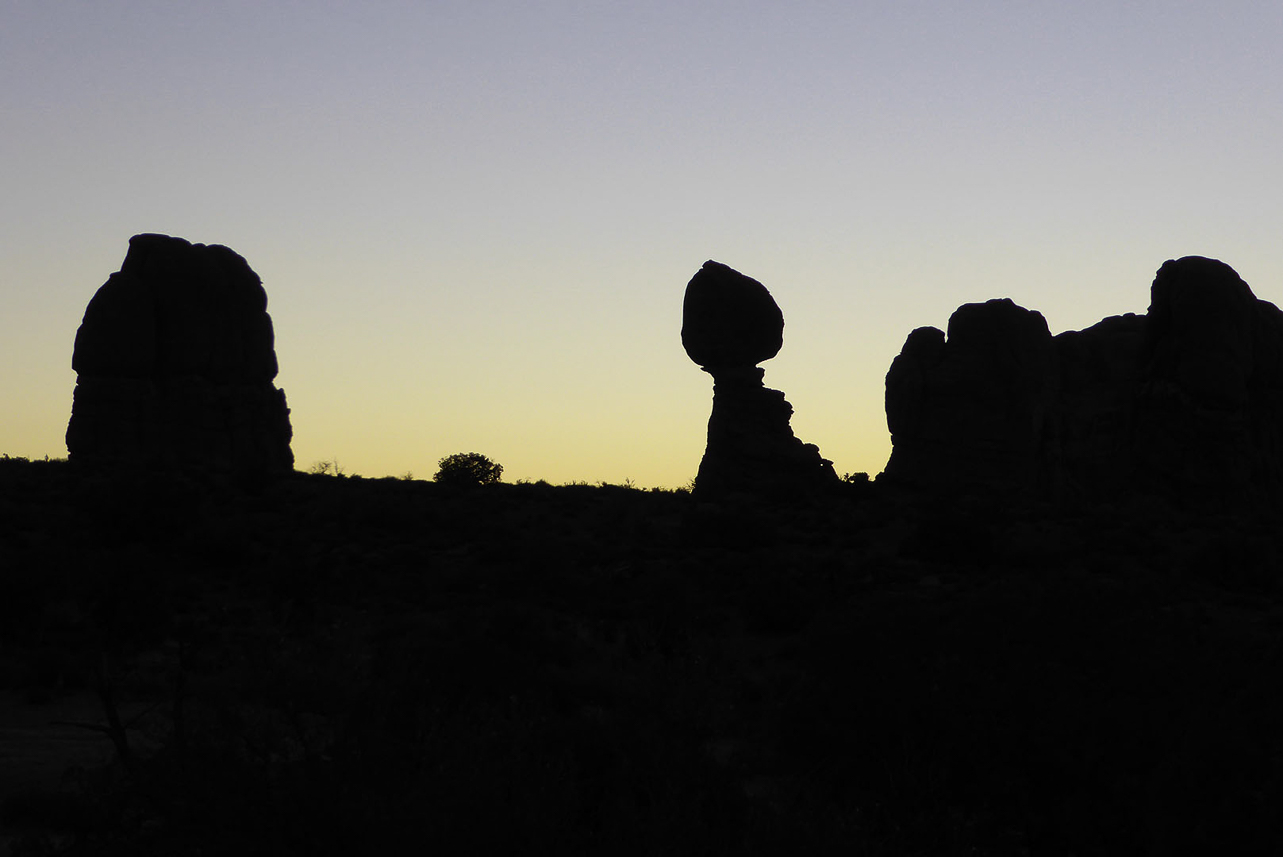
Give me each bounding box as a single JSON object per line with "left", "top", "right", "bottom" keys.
{"left": 433, "top": 452, "right": 503, "bottom": 487}
{"left": 307, "top": 458, "right": 345, "bottom": 476}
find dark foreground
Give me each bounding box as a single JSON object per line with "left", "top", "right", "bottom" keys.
{"left": 1, "top": 457, "right": 1281, "bottom": 855}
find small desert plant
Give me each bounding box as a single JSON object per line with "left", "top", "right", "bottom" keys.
{"left": 309, "top": 458, "right": 345, "bottom": 477}
{"left": 434, "top": 452, "right": 503, "bottom": 487}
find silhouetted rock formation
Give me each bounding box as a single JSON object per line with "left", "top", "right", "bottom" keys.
{"left": 683, "top": 261, "right": 837, "bottom": 499}
{"left": 884, "top": 256, "right": 1283, "bottom": 504}
{"left": 682, "top": 261, "right": 783, "bottom": 370}
{"left": 66, "top": 234, "right": 293, "bottom": 476}
{"left": 885, "top": 298, "right": 1058, "bottom": 492}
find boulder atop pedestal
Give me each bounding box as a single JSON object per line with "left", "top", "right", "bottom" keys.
{"left": 682, "top": 261, "right": 836, "bottom": 500}
{"left": 682, "top": 261, "right": 784, "bottom": 370}
{"left": 67, "top": 234, "right": 293, "bottom": 478}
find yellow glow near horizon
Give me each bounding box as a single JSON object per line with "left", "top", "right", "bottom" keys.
{"left": 4, "top": 5, "right": 1282, "bottom": 487}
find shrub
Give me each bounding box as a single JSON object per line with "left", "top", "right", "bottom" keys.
{"left": 434, "top": 453, "right": 503, "bottom": 487}
{"left": 309, "top": 458, "right": 345, "bottom": 477}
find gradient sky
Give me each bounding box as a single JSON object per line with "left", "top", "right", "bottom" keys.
{"left": 4, "top": 2, "right": 1282, "bottom": 486}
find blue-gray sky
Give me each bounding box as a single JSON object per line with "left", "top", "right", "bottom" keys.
{"left": 5, "top": 2, "right": 1281, "bottom": 485}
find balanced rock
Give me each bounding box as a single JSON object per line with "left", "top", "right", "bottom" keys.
{"left": 884, "top": 256, "right": 1283, "bottom": 504}
{"left": 682, "top": 261, "right": 836, "bottom": 500}
{"left": 66, "top": 234, "right": 293, "bottom": 476}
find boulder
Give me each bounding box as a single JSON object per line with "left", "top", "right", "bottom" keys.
{"left": 66, "top": 234, "right": 293, "bottom": 477}
{"left": 682, "top": 261, "right": 783, "bottom": 370}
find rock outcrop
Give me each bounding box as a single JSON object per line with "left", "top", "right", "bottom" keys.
{"left": 66, "top": 234, "right": 293, "bottom": 477}
{"left": 683, "top": 261, "right": 837, "bottom": 499}
{"left": 884, "top": 298, "right": 1058, "bottom": 492}
{"left": 884, "top": 256, "right": 1283, "bottom": 504}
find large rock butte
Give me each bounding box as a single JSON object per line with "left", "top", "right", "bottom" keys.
{"left": 66, "top": 234, "right": 293, "bottom": 476}
{"left": 683, "top": 261, "right": 837, "bottom": 499}
{"left": 884, "top": 256, "right": 1283, "bottom": 503}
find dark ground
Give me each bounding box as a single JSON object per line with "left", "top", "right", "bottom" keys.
{"left": 1, "top": 456, "right": 1281, "bottom": 855}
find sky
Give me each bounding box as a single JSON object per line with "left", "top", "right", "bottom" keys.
{"left": 4, "top": 2, "right": 1282, "bottom": 487}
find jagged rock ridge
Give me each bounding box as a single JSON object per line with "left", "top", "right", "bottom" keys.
{"left": 884, "top": 256, "right": 1283, "bottom": 503}
{"left": 66, "top": 233, "right": 293, "bottom": 476}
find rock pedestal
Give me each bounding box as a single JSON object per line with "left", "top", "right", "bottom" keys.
{"left": 695, "top": 366, "right": 838, "bottom": 499}
{"left": 66, "top": 234, "right": 293, "bottom": 477}
{"left": 683, "top": 261, "right": 837, "bottom": 500}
